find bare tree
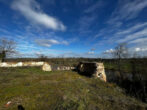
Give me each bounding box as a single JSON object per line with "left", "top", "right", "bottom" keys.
{"left": 113, "top": 43, "right": 129, "bottom": 80}
{"left": 113, "top": 43, "right": 129, "bottom": 59}
{"left": 36, "top": 54, "right": 48, "bottom": 61}
{"left": 0, "top": 38, "right": 16, "bottom": 62}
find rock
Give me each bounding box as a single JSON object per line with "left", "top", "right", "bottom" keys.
{"left": 42, "top": 62, "right": 52, "bottom": 71}
{"left": 57, "top": 67, "right": 60, "bottom": 70}
{"left": 5, "top": 101, "right": 12, "bottom": 107}
{"left": 70, "top": 67, "right": 75, "bottom": 70}
{"left": 55, "top": 66, "right": 75, "bottom": 71}
{"left": 77, "top": 62, "right": 107, "bottom": 82}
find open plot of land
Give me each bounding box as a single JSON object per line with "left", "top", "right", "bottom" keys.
{"left": 0, "top": 67, "right": 147, "bottom": 110}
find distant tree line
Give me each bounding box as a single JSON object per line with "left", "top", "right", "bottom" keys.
{"left": 105, "top": 43, "right": 147, "bottom": 102}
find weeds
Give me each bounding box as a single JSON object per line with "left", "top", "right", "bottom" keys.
{"left": 0, "top": 67, "right": 146, "bottom": 110}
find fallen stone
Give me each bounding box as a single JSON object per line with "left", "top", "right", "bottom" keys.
{"left": 42, "top": 62, "right": 52, "bottom": 71}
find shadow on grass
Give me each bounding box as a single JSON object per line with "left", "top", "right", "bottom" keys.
{"left": 72, "top": 68, "right": 92, "bottom": 78}
{"left": 18, "top": 105, "right": 25, "bottom": 110}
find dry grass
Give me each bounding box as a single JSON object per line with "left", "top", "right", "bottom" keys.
{"left": 0, "top": 67, "right": 146, "bottom": 110}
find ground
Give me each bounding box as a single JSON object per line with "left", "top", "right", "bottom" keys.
{"left": 0, "top": 67, "right": 146, "bottom": 110}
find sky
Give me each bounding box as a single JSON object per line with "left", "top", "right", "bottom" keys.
{"left": 0, "top": 0, "right": 147, "bottom": 58}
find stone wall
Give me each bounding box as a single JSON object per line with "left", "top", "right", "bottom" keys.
{"left": 52, "top": 66, "right": 75, "bottom": 71}
{"left": 77, "top": 62, "right": 106, "bottom": 82}
{"left": 42, "top": 62, "right": 52, "bottom": 71}
{"left": 0, "top": 62, "right": 75, "bottom": 72}
{"left": 0, "top": 61, "right": 52, "bottom": 71}
{"left": 0, "top": 61, "right": 106, "bottom": 82}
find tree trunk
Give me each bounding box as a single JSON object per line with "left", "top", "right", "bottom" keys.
{"left": 1, "top": 51, "right": 6, "bottom": 62}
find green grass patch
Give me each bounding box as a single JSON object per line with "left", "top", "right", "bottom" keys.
{"left": 0, "top": 67, "right": 146, "bottom": 110}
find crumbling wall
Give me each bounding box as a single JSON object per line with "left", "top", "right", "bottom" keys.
{"left": 53, "top": 66, "right": 75, "bottom": 71}
{"left": 42, "top": 62, "right": 52, "bottom": 71}
{"left": 77, "top": 62, "right": 106, "bottom": 82}
{"left": 0, "top": 61, "right": 106, "bottom": 81}
{"left": 0, "top": 62, "right": 51, "bottom": 71}
{"left": 0, "top": 62, "right": 75, "bottom": 72}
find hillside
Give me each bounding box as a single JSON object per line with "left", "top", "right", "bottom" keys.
{"left": 0, "top": 67, "right": 147, "bottom": 110}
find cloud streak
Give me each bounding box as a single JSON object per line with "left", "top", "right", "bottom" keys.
{"left": 11, "top": 0, "right": 66, "bottom": 31}
{"left": 84, "top": 0, "right": 105, "bottom": 13}
{"left": 135, "top": 47, "right": 147, "bottom": 52}
{"left": 116, "top": 22, "right": 147, "bottom": 35}
{"left": 118, "top": 28, "right": 147, "bottom": 43}
{"left": 103, "top": 49, "right": 114, "bottom": 54}
{"left": 35, "top": 39, "right": 68, "bottom": 47}
{"left": 108, "top": 0, "right": 147, "bottom": 25}
{"left": 129, "top": 37, "right": 147, "bottom": 44}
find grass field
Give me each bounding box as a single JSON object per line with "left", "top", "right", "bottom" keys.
{"left": 104, "top": 59, "right": 147, "bottom": 74}
{"left": 0, "top": 67, "right": 147, "bottom": 110}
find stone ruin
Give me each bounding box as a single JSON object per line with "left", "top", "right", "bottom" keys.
{"left": 52, "top": 66, "right": 75, "bottom": 71}
{"left": 0, "top": 61, "right": 106, "bottom": 82}
{"left": 0, "top": 62, "right": 75, "bottom": 72}
{"left": 0, "top": 62, "right": 52, "bottom": 71}
{"left": 42, "top": 62, "right": 52, "bottom": 71}
{"left": 77, "top": 62, "right": 106, "bottom": 82}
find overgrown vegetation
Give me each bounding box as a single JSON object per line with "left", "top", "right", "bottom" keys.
{"left": 3, "top": 57, "right": 147, "bottom": 103}
{"left": 0, "top": 38, "right": 16, "bottom": 62}
{"left": 0, "top": 67, "right": 147, "bottom": 110}
{"left": 104, "top": 58, "right": 147, "bottom": 102}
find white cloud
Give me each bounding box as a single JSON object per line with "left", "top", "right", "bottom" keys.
{"left": 118, "top": 28, "right": 147, "bottom": 43}
{"left": 35, "top": 39, "right": 68, "bottom": 47}
{"left": 93, "top": 21, "right": 147, "bottom": 53}
{"left": 88, "top": 51, "right": 94, "bottom": 54}
{"left": 129, "top": 37, "right": 147, "bottom": 44}
{"left": 108, "top": 0, "right": 147, "bottom": 25}
{"left": 135, "top": 47, "right": 147, "bottom": 52}
{"left": 11, "top": 0, "right": 66, "bottom": 31}
{"left": 135, "top": 48, "right": 141, "bottom": 52}
{"left": 119, "top": 0, "right": 147, "bottom": 19}
{"left": 104, "top": 49, "right": 115, "bottom": 54}
{"left": 116, "top": 22, "right": 147, "bottom": 35}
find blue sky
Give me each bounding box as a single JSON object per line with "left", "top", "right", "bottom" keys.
{"left": 0, "top": 0, "right": 147, "bottom": 58}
